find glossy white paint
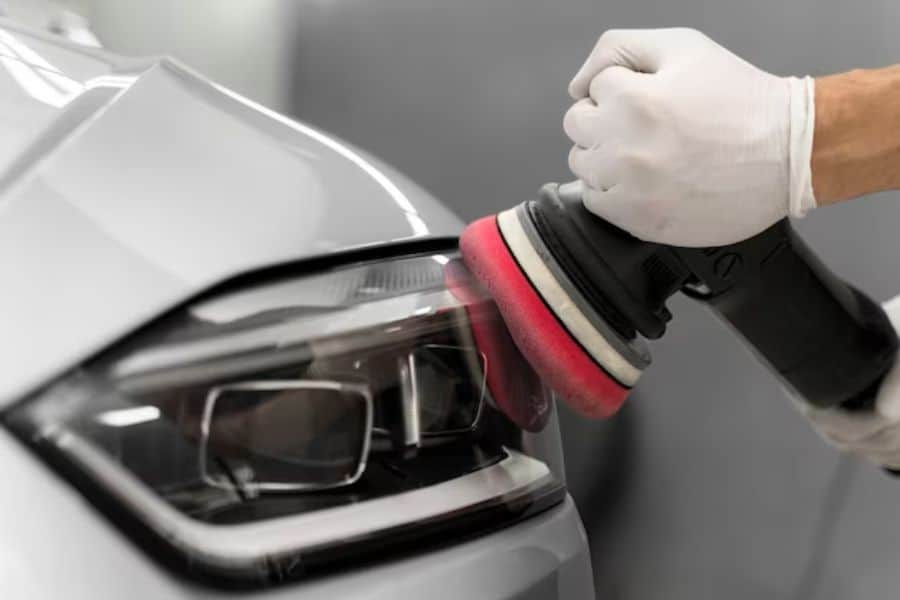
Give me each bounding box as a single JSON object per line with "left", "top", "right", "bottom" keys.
{"left": 0, "top": 20, "right": 462, "bottom": 408}
{"left": 0, "top": 15, "right": 593, "bottom": 600}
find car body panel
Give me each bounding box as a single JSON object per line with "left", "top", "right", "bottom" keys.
{"left": 0, "top": 20, "right": 462, "bottom": 408}
{"left": 0, "top": 18, "right": 594, "bottom": 600}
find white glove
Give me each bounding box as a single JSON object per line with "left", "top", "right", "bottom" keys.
{"left": 564, "top": 28, "right": 816, "bottom": 247}
{"left": 793, "top": 296, "right": 900, "bottom": 468}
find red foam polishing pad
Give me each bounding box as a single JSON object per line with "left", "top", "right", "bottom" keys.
{"left": 459, "top": 216, "right": 629, "bottom": 418}
{"left": 443, "top": 258, "right": 551, "bottom": 432}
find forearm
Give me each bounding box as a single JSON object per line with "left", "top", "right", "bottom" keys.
{"left": 813, "top": 66, "right": 900, "bottom": 204}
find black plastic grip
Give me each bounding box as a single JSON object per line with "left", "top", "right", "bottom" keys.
{"left": 674, "top": 219, "right": 898, "bottom": 412}
{"left": 530, "top": 186, "right": 897, "bottom": 411}
{"left": 529, "top": 186, "right": 899, "bottom": 475}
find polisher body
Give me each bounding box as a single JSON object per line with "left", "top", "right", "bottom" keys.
{"left": 460, "top": 183, "right": 898, "bottom": 418}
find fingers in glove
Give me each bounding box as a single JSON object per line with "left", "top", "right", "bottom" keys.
{"left": 874, "top": 342, "right": 900, "bottom": 422}
{"left": 568, "top": 146, "right": 616, "bottom": 191}
{"left": 563, "top": 98, "right": 603, "bottom": 148}
{"left": 569, "top": 29, "right": 671, "bottom": 98}
{"left": 587, "top": 65, "right": 648, "bottom": 106}
{"left": 803, "top": 405, "right": 892, "bottom": 444}
{"left": 881, "top": 294, "right": 900, "bottom": 330}
{"left": 837, "top": 422, "right": 900, "bottom": 453}
{"left": 858, "top": 446, "right": 900, "bottom": 470}
{"left": 822, "top": 440, "right": 900, "bottom": 470}
{"left": 581, "top": 183, "right": 668, "bottom": 242}
{"left": 564, "top": 95, "right": 653, "bottom": 151}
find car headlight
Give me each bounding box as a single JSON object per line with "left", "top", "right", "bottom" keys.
{"left": 5, "top": 251, "right": 564, "bottom": 583}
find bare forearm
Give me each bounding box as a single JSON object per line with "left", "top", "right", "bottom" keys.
{"left": 813, "top": 66, "right": 900, "bottom": 204}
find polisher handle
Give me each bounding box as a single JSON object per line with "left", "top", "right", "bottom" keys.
{"left": 530, "top": 184, "right": 896, "bottom": 411}
{"left": 675, "top": 219, "right": 898, "bottom": 413}
{"left": 524, "top": 184, "right": 898, "bottom": 472}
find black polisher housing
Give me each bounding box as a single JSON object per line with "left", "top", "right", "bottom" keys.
{"left": 519, "top": 183, "right": 898, "bottom": 411}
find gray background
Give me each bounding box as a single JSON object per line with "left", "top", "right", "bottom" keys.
{"left": 43, "top": 1, "right": 900, "bottom": 597}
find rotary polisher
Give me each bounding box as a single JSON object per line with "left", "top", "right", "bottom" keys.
{"left": 460, "top": 182, "right": 898, "bottom": 419}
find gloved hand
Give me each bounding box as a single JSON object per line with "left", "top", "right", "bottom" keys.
{"left": 564, "top": 28, "right": 816, "bottom": 247}
{"left": 793, "top": 295, "right": 900, "bottom": 468}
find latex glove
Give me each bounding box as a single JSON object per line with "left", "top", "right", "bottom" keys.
{"left": 793, "top": 296, "right": 900, "bottom": 468}
{"left": 564, "top": 28, "right": 816, "bottom": 247}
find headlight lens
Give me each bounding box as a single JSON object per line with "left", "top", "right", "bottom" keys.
{"left": 5, "top": 251, "right": 563, "bottom": 582}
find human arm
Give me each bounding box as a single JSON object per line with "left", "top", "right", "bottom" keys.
{"left": 564, "top": 28, "right": 900, "bottom": 246}
{"left": 813, "top": 66, "right": 900, "bottom": 204}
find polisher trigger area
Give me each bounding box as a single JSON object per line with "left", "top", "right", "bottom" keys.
{"left": 459, "top": 212, "right": 645, "bottom": 419}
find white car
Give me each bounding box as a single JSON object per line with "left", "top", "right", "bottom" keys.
{"left": 0, "top": 19, "right": 594, "bottom": 599}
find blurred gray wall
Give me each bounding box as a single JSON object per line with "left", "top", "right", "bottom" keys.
{"left": 58, "top": 1, "right": 900, "bottom": 597}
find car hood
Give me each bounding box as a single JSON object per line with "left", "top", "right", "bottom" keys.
{"left": 0, "top": 21, "right": 463, "bottom": 408}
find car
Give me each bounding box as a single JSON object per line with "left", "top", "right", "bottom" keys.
{"left": 0, "top": 19, "right": 595, "bottom": 599}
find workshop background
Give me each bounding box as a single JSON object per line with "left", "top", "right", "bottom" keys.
{"left": 15, "top": 1, "right": 900, "bottom": 597}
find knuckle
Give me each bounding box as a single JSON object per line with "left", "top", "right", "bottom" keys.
{"left": 562, "top": 103, "right": 586, "bottom": 140}
{"left": 593, "top": 77, "right": 659, "bottom": 119}
{"left": 677, "top": 27, "right": 712, "bottom": 48}
{"left": 597, "top": 29, "right": 623, "bottom": 47}
{"left": 624, "top": 84, "right": 661, "bottom": 118}
{"left": 582, "top": 187, "right": 602, "bottom": 208}
{"left": 589, "top": 69, "right": 625, "bottom": 98}
{"left": 582, "top": 188, "right": 612, "bottom": 217}
{"left": 587, "top": 74, "right": 605, "bottom": 98}
{"left": 573, "top": 156, "right": 603, "bottom": 190}
{"left": 671, "top": 27, "right": 702, "bottom": 40}
{"left": 585, "top": 169, "right": 604, "bottom": 191}
{"left": 567, "top": 146, "right": 582, "bottom": 174}
{"left": 616, "top": 150, "right": 652, "bottom": 174}
{"left": 617, "top": 82, "right": 642, "bottom": 105}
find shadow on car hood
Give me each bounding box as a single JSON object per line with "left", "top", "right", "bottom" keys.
{"left": 0, "top": 21, "right": 462, "bottom": 408}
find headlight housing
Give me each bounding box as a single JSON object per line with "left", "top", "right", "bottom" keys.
{"left": 5, "top": 250, "right": 564, "bottom": 583}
